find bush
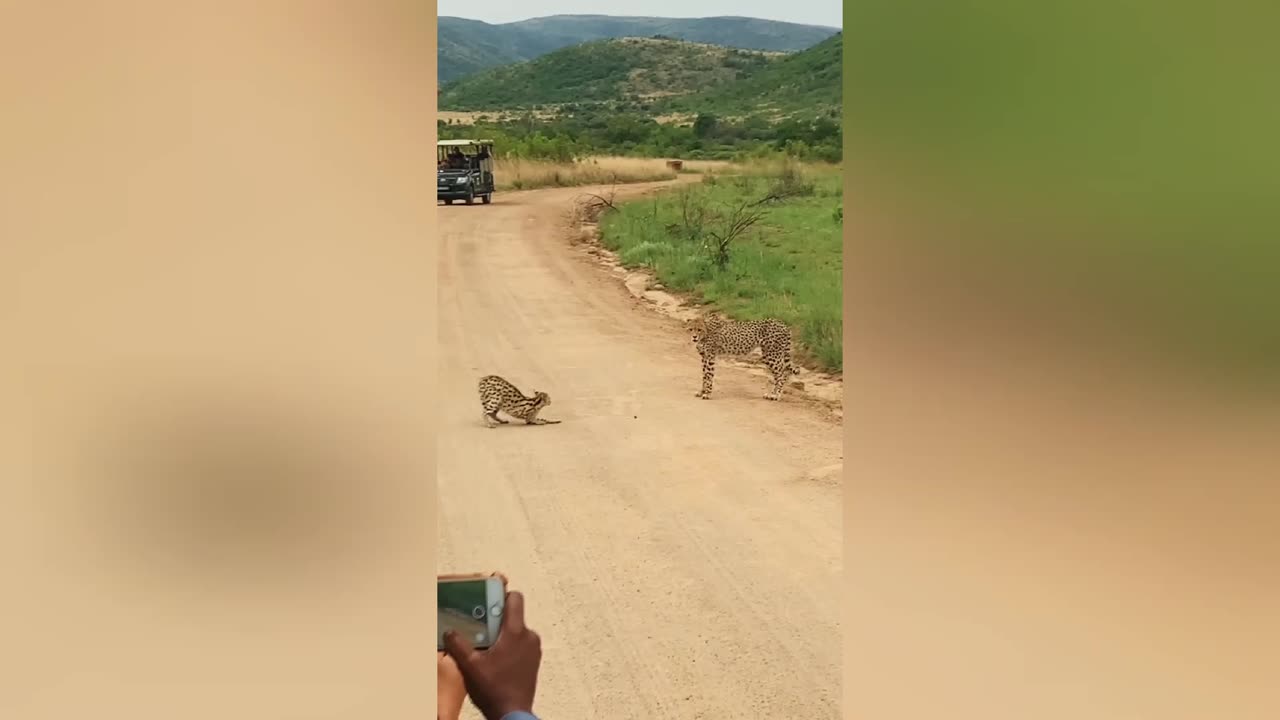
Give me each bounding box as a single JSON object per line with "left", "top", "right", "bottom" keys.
{"left": 437, "top": 110, "right": 843, "bottom": 163}
{"left": 767, "top": 159, "right": 817, "bottom": 198}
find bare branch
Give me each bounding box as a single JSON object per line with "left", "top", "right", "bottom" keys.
{"left": 574, "top": 186, "right": 620, "bottom": 224}
{"left": 582, "top": 192, "right": 617, "bottom": 212}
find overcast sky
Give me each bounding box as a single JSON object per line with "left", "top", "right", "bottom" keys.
{"left": 436, "top": 1, "right": 842, "bottom": 30}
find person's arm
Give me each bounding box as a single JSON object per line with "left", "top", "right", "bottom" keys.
{"left": 437, "top": 651, "right": 467, "bottom": 720}
{"left": 444, "top": 592, "right": 542, "bottom": 720}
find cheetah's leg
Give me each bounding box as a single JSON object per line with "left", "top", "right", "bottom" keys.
{"left": 761, "top": 343, "right": 789, "bottom": 400}
{"left": 764, "top": 359, "right": 787, "bottom": 400}
{"left": 762, "top": 368, "right": 783, "bottom": 397}
{"left": 696, "top": 352, "right": 716, "bottom": 399}
{"left": 784, "top": 340, "right": 800, "bottom": 375}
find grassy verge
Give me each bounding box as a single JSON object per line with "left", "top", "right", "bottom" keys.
{"left": 495, "top": 156, "right": 736, "bottom": 191}
{"left": 599, "top": 162, "right": 843, "bottom": 372}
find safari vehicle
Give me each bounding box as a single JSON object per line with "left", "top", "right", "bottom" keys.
{"left": 437, "top": 139, "right": 495, "bottom": 205}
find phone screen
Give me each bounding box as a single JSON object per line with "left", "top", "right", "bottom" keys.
{"left": 437, "top": 578, "right": 502, "bottom": 651}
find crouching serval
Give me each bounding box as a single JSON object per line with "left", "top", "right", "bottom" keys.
{"left": 477, "top": 375, "right": 562, "bottom": 427}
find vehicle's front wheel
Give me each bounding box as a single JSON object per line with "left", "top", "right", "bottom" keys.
{"left": 444, "top": 199, "right": 453, "bottom": 205}
{"left": 481, "top": 193, "right": 492, "bottom": 205}
{"left": 465, "top": 192, "right": 474, "bottom": 205}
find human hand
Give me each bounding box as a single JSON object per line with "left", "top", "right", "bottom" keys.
{"left": 443, "top": 591, "right": 542, "bottom": 720}
{"left": 437, "top": 573, "right": 508, "bottom": 720}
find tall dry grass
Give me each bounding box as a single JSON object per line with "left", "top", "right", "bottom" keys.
{"left": 490, "top": 154, "right": 834, "bottom": 191}
{"left": 494, "top": 156, "right": 732, "bottom": 191}
{"left": 725, "top": 155, "right": 842, "bottom": 178}
{"left": 495, "top": 156, "right": 668, "bottom": 190}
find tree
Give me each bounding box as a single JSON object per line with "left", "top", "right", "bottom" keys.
{"left": 692, "top": 113, "right": 719, "bottom": 139}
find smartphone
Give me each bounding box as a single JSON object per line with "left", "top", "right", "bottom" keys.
{"left": 437, "top": 576, "right": 506, "bottom": 651}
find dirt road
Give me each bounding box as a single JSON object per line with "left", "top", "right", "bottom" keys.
{"left": 437, "top": 182, "right": 843, "bottom": 720}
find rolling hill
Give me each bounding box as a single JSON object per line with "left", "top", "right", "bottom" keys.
{"left": 438, "top": 14, "right": 840, "bottom": 83}
{"left": 439, "top": 37, "right": 780, "bottom": 111}
{"left": 660, "top": 32, "right": 843, "bottom": 120}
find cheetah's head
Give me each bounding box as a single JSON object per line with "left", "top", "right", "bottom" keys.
{"left": 687, "top": 320, "right": 706, "bottom": 345}
{"left": 533, "top": 391, "right": 551, "bottom": 407}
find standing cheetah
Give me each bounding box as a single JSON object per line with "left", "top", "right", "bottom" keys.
{"left": 477, "top": 375, "right": 561, "bottom": 428}
{"left": 688, "top": 315, "right": 800, "bottom": 400}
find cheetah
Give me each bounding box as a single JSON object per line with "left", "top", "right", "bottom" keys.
{"left": 687, "top": 315, "right": 800, "bottom": 401}
{"left": 477, "top": 375, "right": 562, "bottom": 428}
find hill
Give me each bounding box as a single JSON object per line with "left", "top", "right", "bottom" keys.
{"left": 438, "top": 14, "right": 840, "bottom": 83}
{"left": 660, "top": 32, "right": 843, "bottom": 120}
{"left": 439, "top": 37, "right": 780, "bottom": 111}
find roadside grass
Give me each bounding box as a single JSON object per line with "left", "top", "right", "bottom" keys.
{"left": 496, "top": 156, "right": 735, "bottom": 191}
{"left": 497, "top": 156, "right": 674, "bottom": 190}
{"left": 600, "top": 162, "right": 843, "bottom": 372}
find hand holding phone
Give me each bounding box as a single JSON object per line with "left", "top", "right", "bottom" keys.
{"left": 437, "top": 574, "right": 507, "bottom": 651}
{"left": 443, "top": 591, "right": 542, "bottom": 720}
{"left": 437, "top": 573, "right": 507, "bottom": 720}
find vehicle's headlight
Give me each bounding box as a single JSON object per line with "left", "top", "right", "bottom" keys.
{"left": 455, "top": 177, "right": 468, "bottom": 184}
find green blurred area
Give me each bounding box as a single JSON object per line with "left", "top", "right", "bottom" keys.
{"left": 847, "top": 1, "right": 1280, "bottom": 377}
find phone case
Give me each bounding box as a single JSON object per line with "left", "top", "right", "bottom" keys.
{"left": 437, "top": 572, "right": 507, "bottom": 653}
{"left": 437, "top": 571, "right": 508, "bottom": 588}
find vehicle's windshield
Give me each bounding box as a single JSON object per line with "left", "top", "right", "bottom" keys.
{"left": 438, "top": 145, "right": 491, "bottom": 171}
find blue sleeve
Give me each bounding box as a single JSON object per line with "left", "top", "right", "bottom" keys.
{"left": 500, "top": 713, "right": 539, "bottom": 720}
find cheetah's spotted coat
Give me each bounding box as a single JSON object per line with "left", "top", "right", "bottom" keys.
{"left": 688, "top": 315, "right": 800, "bottom": 400}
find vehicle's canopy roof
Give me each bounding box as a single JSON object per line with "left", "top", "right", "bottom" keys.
{"left": 438, "top": 139, "right": 493, "bottom": 147}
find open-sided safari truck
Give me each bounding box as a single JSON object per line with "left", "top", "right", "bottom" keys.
{"left": 437, "top": 139, "right": 495, "bottom": 205}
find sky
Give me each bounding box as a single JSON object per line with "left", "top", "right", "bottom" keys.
{"left": 435, "top": 1, "right": 842, "bottom": 30}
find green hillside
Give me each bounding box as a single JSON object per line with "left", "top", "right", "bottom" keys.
{"left": 438, "top": 14, "right": 839, "bottom": 83}
{"left": 437, "top": 17, "right": 547, "bottom": 83}
{"left": 439, "top": 37, "right": 779, "bottom": 111}
{"left": 661, "top": 32, "right": 843, "bottom": 120}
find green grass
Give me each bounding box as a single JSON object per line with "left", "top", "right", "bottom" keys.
{"left": 600, "top": 164, "right": 843, "bottom": 372}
